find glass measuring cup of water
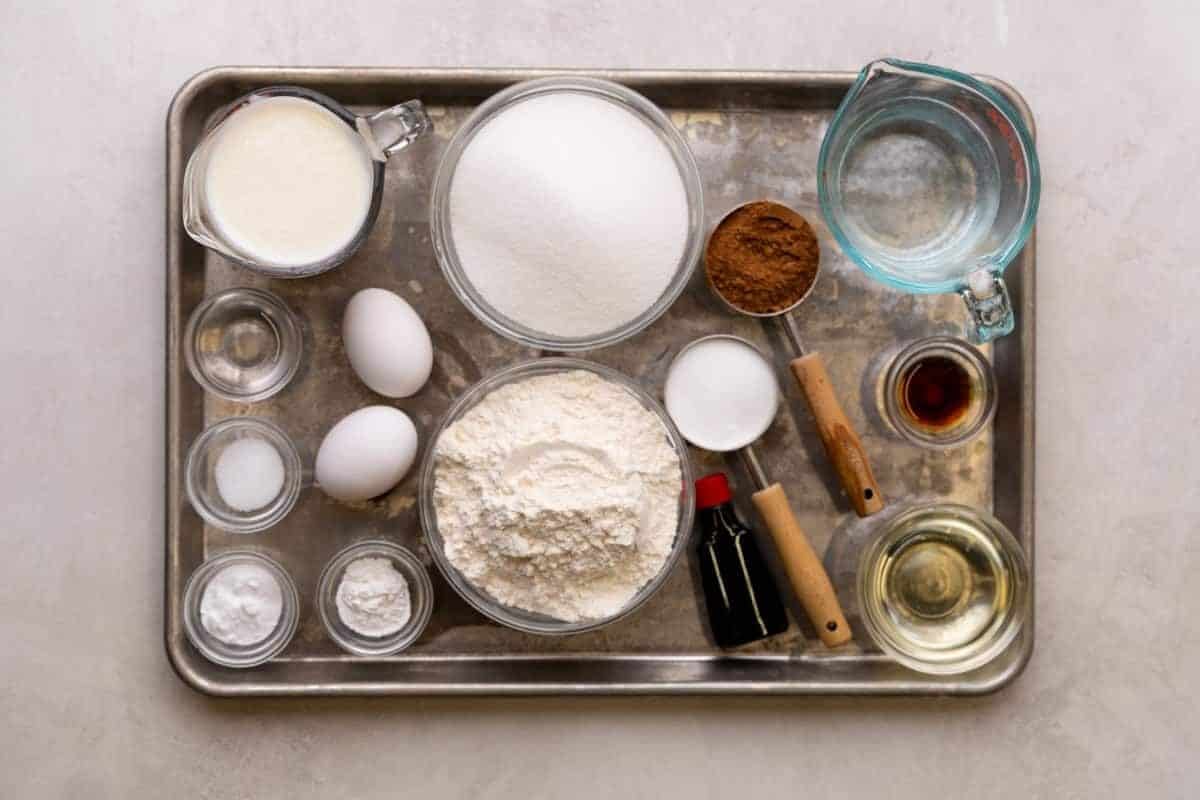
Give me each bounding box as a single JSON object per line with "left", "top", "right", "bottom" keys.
{"left": 183, "top": 86, "right": 431, "bottom": 278}
{"left": 818, "top": 59, "right": 1040, "bottom": 342}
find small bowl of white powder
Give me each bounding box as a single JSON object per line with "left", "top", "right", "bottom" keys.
{"left": 316, "top": 540, "right": 434, "bottom": 656}
{"left": 184, "top": 417, "right": 304, "bottom": 534}
{"left": 430, "top": 77, "right": 704, "bottom": 350}
{"left": 420, "top": 359, "right": 694, "bottom": 635}
{"left": 182, "top": 551, "right": 300, "bottom": 668}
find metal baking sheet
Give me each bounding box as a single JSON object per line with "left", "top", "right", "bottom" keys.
{"left": 166, "top": 67, "right": 1035, "bottom": 695}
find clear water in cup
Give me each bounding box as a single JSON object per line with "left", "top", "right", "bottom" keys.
{"left": 837, "top": 97, "right": 1001, "bottom": 283}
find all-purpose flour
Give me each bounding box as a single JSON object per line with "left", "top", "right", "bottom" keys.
{"left": 432, "top": 370, "right": 682, "bottom": 622}
{"left": 448, "top": 92, "right": 689, "bottom": 338}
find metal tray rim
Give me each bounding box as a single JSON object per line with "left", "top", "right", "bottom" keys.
{"left": 166, "top": 66, "right": 1035, "bottom": 697}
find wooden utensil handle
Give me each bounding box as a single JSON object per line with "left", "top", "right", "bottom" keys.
{"left": 750, "top": 482, "right": 852, "bottom": 647}
{"left": 791, "top": 352, "right": 884, "bottom": 517}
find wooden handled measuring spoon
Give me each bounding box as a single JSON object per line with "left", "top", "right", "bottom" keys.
{"left": 705, "top": 201, "right": 884, "bottom": 517}
{"left": 664, "top": 335, "right": 852, "bottom": 647}
{"left": 782, "top": 317, "right": 883, "bottom": 516}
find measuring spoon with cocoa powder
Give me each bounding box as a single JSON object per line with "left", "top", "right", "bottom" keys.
{"left": 705, "top": 200, "right": 884, "bottom": 517}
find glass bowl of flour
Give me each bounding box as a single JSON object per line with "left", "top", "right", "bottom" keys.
{"left": 419, "top": 358, "right": 695, "bottom": 635}
{"left": 430, "top": 77, "right": 704, "bottom": 351}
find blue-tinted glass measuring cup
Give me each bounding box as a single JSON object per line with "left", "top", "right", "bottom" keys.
{"left": 818, "top": 59, "right": 1040, "bottom": 343}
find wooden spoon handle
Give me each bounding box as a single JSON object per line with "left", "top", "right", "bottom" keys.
{"left": 750, "top": 482, "right": 851, "bottom": 647}
{"left": 790, "top": 352, "right": 884, "bottom": 517}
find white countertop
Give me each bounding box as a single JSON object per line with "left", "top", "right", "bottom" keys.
{"left": 2, "top": 1, "right": 1198, "bottom": 797}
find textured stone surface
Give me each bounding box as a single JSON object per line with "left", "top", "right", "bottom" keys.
{"left": 2, "top": 1, "right": 1198, "bottom": 797}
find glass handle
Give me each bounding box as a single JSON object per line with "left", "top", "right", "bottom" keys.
{"left": 961, "top": 270, "right": 1014, "bottom": 343}
{"left": 358, "top": 100, "right": 432, "bottom": 162}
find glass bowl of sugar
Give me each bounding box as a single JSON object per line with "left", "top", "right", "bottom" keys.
{"left": 184, "top": 417, "right": 304, "bottom": 534}
{"left": 430, "top": 76, "right": 705, "bottom": 351}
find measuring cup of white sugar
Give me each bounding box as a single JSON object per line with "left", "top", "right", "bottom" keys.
{"left": 182, "top": 86, "right": 431, "bottom": 278}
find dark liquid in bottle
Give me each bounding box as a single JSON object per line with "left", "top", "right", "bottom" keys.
{"left": 697, "top": 504, "right": 790, "bottom": 648}
{"left": 900, "top": 356, "right": 972, "bottom": 429}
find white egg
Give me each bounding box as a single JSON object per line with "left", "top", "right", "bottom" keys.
{"left": 315, "top": 406, "right": 418, "bottom": 503}
{"left": 342, "top": 287, "right": 433, "bottom": 398}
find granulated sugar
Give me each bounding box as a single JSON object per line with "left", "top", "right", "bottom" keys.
{"left": 448, "top": 91, "right": 689, "bottom": 338}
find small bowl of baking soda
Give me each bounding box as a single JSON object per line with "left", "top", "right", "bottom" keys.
{"left": 182, "top": 551, "right": 300, "bottom": 668}
{"left": 316, "top": 540, "right": 434, "bottom": 657}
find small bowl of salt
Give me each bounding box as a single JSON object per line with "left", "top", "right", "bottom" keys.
{"left": 316, "top": 540, "right": 434, "bottom": 657}
{"left": 184, "top": 417, "right": 304, "bottom": 534}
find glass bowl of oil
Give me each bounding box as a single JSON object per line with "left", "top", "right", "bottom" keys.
{"left": 857, "top": 503, "right": 1029, "bottom": 675}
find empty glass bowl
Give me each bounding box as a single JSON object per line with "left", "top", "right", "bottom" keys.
{"left": 418, "top": 358, "right": 695, "bottom": 635}
{"left": 184, "top": 417, "right": 303, "bottom": 533}
{"left": 182, "top": 551, "right": 300, "bottom": 668}
{"left": 184, "top": 287, "right": 303, "bottom": 403}
{"left": 429, "top": 76, "right": 704, "bottom": 351}
{"left": 316, "top": 540, "right": 434, "bottom": 657}
{"left": 858, "top": 503, "right": 1029, "bottom": 675}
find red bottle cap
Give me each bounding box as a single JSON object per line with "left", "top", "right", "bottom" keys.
{"left": 695, "top": 473, "right": 732, "bottom": 510}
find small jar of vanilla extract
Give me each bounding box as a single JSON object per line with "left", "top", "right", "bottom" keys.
{"left": 880, "top": 336, "right": 997, "bottom": 449}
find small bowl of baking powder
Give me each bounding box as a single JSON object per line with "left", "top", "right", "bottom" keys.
{"left": 182, "top": 551, "right": 300, "bottom": 668}
{"left": 316, "top": 540, "right": 434, "bottom": 657}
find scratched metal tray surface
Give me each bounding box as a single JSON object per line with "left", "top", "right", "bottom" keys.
{"left": 166, "top": 67, "right": 1035, "bottom": 696}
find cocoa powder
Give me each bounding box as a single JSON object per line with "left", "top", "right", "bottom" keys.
{"left": 705, "top": 201, "right": 820, "bottom": 314}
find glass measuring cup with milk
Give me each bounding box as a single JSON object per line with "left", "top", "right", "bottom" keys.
{"left": 183, "top": 86, "right": 431, "bottom": 278}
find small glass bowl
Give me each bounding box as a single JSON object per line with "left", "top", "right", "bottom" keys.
{"left": 184, "top": 287, "right": 303, "bottom": 403}
{"left": 184, "top": 417, "right": 303, "bottom": 534}
{"left": 429, "top": 76, "right": 705, "bottom": 351}
{"left": 316, "top": 540, "right": 434, "bottom": 656}
{"left": 182, "top": 551, "right": 300, "bottom": 668}
{"left": 418, "top": 357, "right": 695, "bottom": 635}
{"left": 857, "top": 503, "right": 1029, "bottom": 675}
{"left": 880, "top": 336, "right": 997, "bottom": 449}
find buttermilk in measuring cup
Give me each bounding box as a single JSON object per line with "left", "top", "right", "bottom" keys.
{"left": 201, "top": 96, "right": 375, "bottom": 268}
